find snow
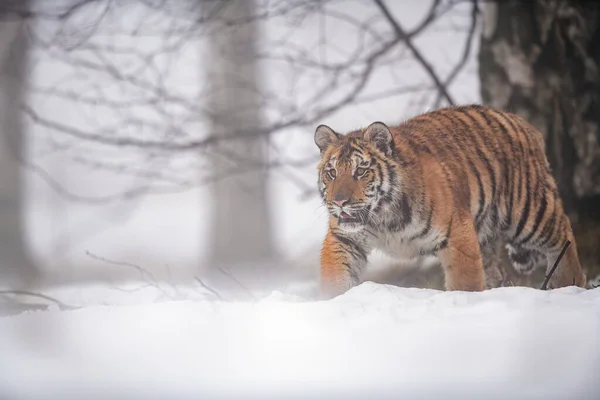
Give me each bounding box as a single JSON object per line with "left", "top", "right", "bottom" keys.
{"left": 1, "top": 282, "right": 600, "bottom": 400}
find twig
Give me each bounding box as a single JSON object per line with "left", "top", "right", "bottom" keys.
{"left": 194, "top": 276, "right": 224, "bottom": 300}
{"left": 86, "top": 250, "right": 157, "bottom": 284}
{"left": 0, "top": 290, "right": 79, "bottom": 311}
{"left": 216, "top": 266, "right": 257, "bottom": 301}
{"left": 540, "top": 240, "right": 571, "bottom": 290}
{"left": 373, "top": 0, "right": 455, "bottom": 106}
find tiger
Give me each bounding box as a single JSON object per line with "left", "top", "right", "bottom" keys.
{"left": 314, "top": 104, "right": 586, "bottom": 297}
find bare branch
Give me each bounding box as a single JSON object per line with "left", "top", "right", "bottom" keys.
{"left": 0, "top": 1, "right": 102, "bottom": 21}
{"left": 215, "top": 267, "right": 257, "bottom": 301}
{"left": 86, "top": 250, "right": 158, "bottom": 284}
{"left": 373, "top": 0, "right": 455, "bottom": 105}
{"left": 434, "top": 0, "right": 479, "bottom": 108}
{"left": 194, "top": 276, "right": 224, "bottom": 301}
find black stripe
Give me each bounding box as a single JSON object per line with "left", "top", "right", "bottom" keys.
{"left": 420, "top": 238, "right": 448, "bottom": 256}
{"left": 537, "top": 200, "right": 558, "bottom": 247}
{"left": 388, "top": 192, "right": 412, "bottom": 232}
{"left": 373, "top": 159, "right": 396, "bottom": 213}
{"left": 469, "top": 107, "right": 500, "bottom": 158}
{"left": 350, "top": 144, "right": 365, "bottom": 155}
{"left": 384, "top": 159, "right": 397, "bottom": 184}
{"left": 545, "top": 215, "right": 566, "bottom": 250}
{"left": 467, "top": 156, "right": 486, "bottom": 227}
{"left": 420, "top": 237, "right": 448, "bottom": 256}
{"left": 455, "top": 109, "right": 498, "bottom": 204}
{"left": 481, "top": 110, "right": 512, "bottom": 220}
{"left": 492, "top": 109, "right": 519, "bottom": 137}
{"left": 333, "top": 232, "right": 357, "bottom": 250}
{"left": 384, "top": 159, "right": 397, "bottom": 193}
{"left": 517, "top": 190, "right": 548, "bottom": 246}
{"left": 405, "top": 136, "right": 432, "bottom": 154}
{"left": 399, "top": 192, "right": 412, "bottom": 226}
{"left": 497, "top": 112, "right": 530, "bottom": 229}
{"left": 514, "top": 163, "right": 532, "bottom": 241}
{"left": 443, "top": 216, "right": 453, "bottom": 242}
{"left": 333, "top": 232, "right": 366, "bottom": 261}
{"left": 338, "top": 138, "right": 364, "bottom": 158}
{"left": 474, "top": 108, "right": 508, "bottom": 209}
{"left": 510, "top": 125, "right": 537, "bottom": 231}
{"left": 373, "top": 156, "right": 384, "bottom": 195}
{"left": 420, "top": 215, "right": 452, "bottom": 255}
{"left": 423, "top": 114, "right": 454, "bottom": 158}
{"left": 433, "top": 112, "right": 474, "bottom": 206}
{"left": 489, "top": 110, "right": 520, "bottom": 226}
{"left": 477, "top": 147, "right": 497, "bottom": 203}
{"left": 489, "top": 204, "right": 500, "bottom": 230}
{"left": 435, "top": 112, "right": 466, "bottom": 153}
{"left": 545, "top": 230, "right": 564, "bottom": 251}
{"left": 340, "top": 261, "right": 358, "bottom": 282}
{"left": 496, "top": 114, "right": 532, "bottom": 238}
{"left": 409, "top": 199, "right": 434, "bottom": 240}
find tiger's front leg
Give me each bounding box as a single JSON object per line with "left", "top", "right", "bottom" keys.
{"left": 438, "top": 214, "right": 486, "bottom": 291}
{"left": 320, "top": 229, "right": 369, "bottom": 298}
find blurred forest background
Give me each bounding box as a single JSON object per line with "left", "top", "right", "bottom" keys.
{"left": 0, "top": 0, "right": 598, "bottom": 304}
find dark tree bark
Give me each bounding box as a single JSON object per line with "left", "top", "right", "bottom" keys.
{"left": 479, "top": 0, "right": 600, "bottom": 281}
{"left": 0, "top": 12, "right": 38, "bottom": 285}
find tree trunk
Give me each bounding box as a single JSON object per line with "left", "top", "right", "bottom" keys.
{"left": 479, "top": 0, "right": 600, "bottom": 282}
{"left": 0, "top": 12, "right": 37, "bottom": 285}
{"left": 204, "top": 0, "right": 277, "bottom": 284}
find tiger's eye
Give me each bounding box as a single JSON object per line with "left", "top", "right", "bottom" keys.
{"left": 356, "top": 167, "right": 367, "bottom": 177}
{"left": 327, "top": 169, "right": 336, "bottom": 179}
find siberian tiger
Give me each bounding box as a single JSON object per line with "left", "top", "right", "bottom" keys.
{"left": 315, "top": 104, "right": 586, "bottom": 297}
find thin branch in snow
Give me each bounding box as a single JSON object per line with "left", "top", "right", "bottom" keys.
{"left": 0, "top": 290, "right": 79, "bottom": 311}
{"left": 85, "top": 251, "right": 170, "bottom": 299}
{"left": 540, "top": 240, "right": 571, "bottom": 290}
{"left": 86, "top": 250, "right": 158, "bottom": 282}
{"left": 216, "top": 267, "right": 257, "bottom": 301}
{"left": 194, "top": 276, "right": 224, "bottom": 300}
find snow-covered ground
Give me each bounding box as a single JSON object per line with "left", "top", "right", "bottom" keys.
{"left": 1, "top": 282, "right": 599, "bottom": 400}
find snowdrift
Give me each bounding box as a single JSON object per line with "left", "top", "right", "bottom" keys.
{"left": 1, "top": 282, "right": 599, "bottom": 400}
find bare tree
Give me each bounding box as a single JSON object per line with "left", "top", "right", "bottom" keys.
{"left": 0, "top": 8, "right": 38, "bottom": 284}
{"left": 479, "top": 0, "right": 600, "bottom": 282}
{"left": 204, "top": 0, "right": 277, "bottom": 276}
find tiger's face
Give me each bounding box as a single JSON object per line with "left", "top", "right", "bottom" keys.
{"left": 315, "top": 122, "right": 396, "bottom": 233}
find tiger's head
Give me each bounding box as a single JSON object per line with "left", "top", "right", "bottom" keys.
{"left": 315, "top": 121, "right": 397, "bottom": 233}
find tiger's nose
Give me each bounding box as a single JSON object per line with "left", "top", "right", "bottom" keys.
{"left": 333, "top": 195, "right": 350, "bottom": 207}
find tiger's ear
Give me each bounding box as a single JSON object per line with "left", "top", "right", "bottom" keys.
{"left": 314, "top": 124, "right": 339, "bottom": 153}
{"left": 364, "top": 121, "right": 393, "bottom": 155}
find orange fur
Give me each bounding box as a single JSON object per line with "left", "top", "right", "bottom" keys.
{"left": 315, "top": 105, "right": 586, "bottom": 297}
